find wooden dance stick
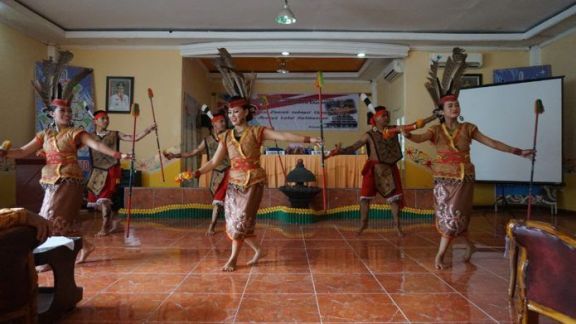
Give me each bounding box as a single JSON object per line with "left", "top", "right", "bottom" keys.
{"left": 147, "top": 88, "right": 165, "bottom": 182}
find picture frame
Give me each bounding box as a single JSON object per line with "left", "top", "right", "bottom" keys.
{"left": 461, "top": 74, "right": 483, "bottom": 88}
{"left": 106, "top": 76, "right": 134, "bottom": 113}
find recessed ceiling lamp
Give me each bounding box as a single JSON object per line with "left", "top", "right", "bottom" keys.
{"left": 281, "top": 51, "right": 290, "bottom": 56}
{"left": 357, "top": 52, "right": 366, "bottom": 58}
{"left": 275, "top": 0, "right": 296, "bottom": 25}
{"left": 276, "top": 59, "right": 289, "bottom": 74}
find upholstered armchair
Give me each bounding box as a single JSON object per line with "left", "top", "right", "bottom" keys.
{"left": 0, "top": 226, "right": 39, "bottom": 323}
{"left": 507, "top": 220, "right": 576, "bottom": 324}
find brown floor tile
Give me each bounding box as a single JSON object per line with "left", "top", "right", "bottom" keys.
{"left": 250, "top": 258, "right": 311, "bottom": 274}
{"left": 149, "top": 292, "right": 241, "bottom": 322}
{"left": 235, "top": 293, "right": 320, "bottom": 322}
{"left": 103, "top": 273, "right": 186, "bottom": 293}
{"left": 62, "top": 293, "right": 168, "bottom": 322}
{"left": 317, "top": 293, "right": 407, "bottom": 322}
{"left": 463, "top": 292, "right": 517, "bottom": 322}
{"left": 313, "top": 273, "right": 384, "bottom": 293}
{"left": 53, "top": 210, "right": 576, "bottom": 322}
{"left": 375, "top": 273, "right": 455, "bottom": 293}
{"left": 177, "top": 273, "right": 249, "bottom": 294}
{"left": 391, "top": 292, "right": 494, "bottom": 322}
{"left": 245, "top": 273, "right": 315, "bottom": 293}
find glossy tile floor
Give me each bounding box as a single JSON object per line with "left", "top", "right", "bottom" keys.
{"left": 39, "top": 208, "right": 572, "bottom": 323}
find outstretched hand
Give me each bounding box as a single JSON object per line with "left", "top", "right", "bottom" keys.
{"left": 309, "top": 137, "right": 323, "bottom": 145}
{"left": 120, "top": 153, "right": 134, "bottom": 160}
{"left": 520, "top": 149, "right": 536, "bottom": 159}
{"left": 325, "top": 143, "right": 342, "bottom": 159}
{"left": 163, "top": 151, "right": 178, "bottom": 160}
{"left": 147, "top": 123, "right": 158, "bottom": 133}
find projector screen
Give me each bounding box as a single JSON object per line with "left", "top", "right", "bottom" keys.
{"left": 458, "top": 77, "right": 563, "bottom": 184}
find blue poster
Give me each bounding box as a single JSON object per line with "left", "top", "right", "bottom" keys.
{"left": 34, "top": 63, "right": 95, "bottom": 178}
{"left": 493, "top": 65, "right": 552, "bottom": 84}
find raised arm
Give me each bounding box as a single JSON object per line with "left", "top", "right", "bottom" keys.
{"left": 165, "top": 141, "right": 206, "bottom": 160}
{"left": 262, "top": 128, "right": 321, "bottom": 144}
{"left": 119, "top": 123, "right": 157, "bottom": 142}
{"left": 80, "top": 133, "right": 128, "bottom": 159}
{"left": 473, "top": 130, "right": 533, "bottom": 158}
{"left": 196, "top": 141, "right": 227, "bottom": 174}
{"left": 329, "top": 133, "right": 368, "bottom": 157}
{"left": 403, "top": 129, "right": 433, "bottom": 144}
{"left": 0, "top": 138, "right": 43, "bottom": 159}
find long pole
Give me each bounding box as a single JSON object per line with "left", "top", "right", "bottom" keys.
{"left": 147, "top": 88, "right": 165, "bottom": 182}
{"left": 126, "top": 103, "right": 139, "bottom": 238}
{"left": 316, "top": 72, "right": 327, "bottom": 212}
{"left": 527, "top": 99, "right": 544, "bottom": 220}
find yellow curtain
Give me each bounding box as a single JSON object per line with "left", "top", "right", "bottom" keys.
{"left": 199, "top": 155, "right": 367, "bottom": 188}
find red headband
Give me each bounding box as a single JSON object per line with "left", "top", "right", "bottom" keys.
{"left": 438, "top": 95, "right": 458, "bottom": 106}
{"left": 369, "top": 109, "right": 389, "bottom": 126}
{"left": 228, "top": 98, "right": 248, "bottom": 108}
{"left": 211, "top": 115, "right": 225, "bottom": 123}
{"left": 51, "top": 99, "right": 70, "bottom": 108}
{"left": 93, "top": 111, "right": 108, "bottom": 120}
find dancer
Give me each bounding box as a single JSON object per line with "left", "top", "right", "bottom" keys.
{"left": 403, "top": 48, "right": 534, "bottom": 270}
{"left": 165, "top": 107, "right": 230, "bottom": 235}
{"left": 330, "top": 104, "right": 405, "bottom": 236}
{"left": 193, "top": 96, "right": 321, "bottom": 271}
{"left": 0, "top": 99, "right": 130, "bottom": 265}
{"left": 87, "top": 110, "right": 156, "bottom": 236}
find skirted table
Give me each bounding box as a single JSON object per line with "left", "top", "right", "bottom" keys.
{"left": 200, "top": 154, "right": 368, "bottom": 188}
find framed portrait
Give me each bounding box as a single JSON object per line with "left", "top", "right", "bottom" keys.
{"left": 106, "top": 76, "right": 134, "bottom": 113}
{"left": 461, "top": 74, "right": 483, "bottom": 88}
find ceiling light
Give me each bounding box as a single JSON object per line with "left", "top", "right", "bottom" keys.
{"left": 281, "top": 51, "right": 290, "bottom": 56}
{"left": 276, "top": 59, "right": 289, "bottom": 74}
{"left": 275, "top": 0, "right": 296, "bottom": 25}
{"left": 357, "top": 52, "right": 366, "bottom": 58}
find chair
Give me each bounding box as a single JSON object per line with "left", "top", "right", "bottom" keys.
{"left": 0, "top": 226, "right": 39, "bottom": 324}
{"left": 507, "top": 220, "right": 576, "bottom": 324}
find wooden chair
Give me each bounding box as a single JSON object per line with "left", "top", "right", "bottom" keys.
{"left": 0, "top": 226, "right": 39, "bottom": 324}
{"left": 507, "top": 220, "right": 576, "bottom": 324}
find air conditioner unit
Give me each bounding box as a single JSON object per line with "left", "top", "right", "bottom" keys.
{"left": 382, "top": 59, "right": 404, "bottom": 81}
{"left": 429, "top": 52, "right": 483, "bottom": 68}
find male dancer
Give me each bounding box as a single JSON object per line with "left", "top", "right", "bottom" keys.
{"left": 331, "top": 105, "right": 405, "bottom": 236}
{"left": 87, "top": 110, "right": 156, "bottom": 236}
{"left": 165, "top": 108, "right": 230, "bottom": 235}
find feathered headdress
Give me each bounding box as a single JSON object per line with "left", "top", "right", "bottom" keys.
{"left": 214, "top": 48, "right": 255, "bottom": 100}
{"left": 425, "top": 47, "right": 467, "bottom": 110}
{"left": 31, "top": 50, "right": 93, "bottom": 113}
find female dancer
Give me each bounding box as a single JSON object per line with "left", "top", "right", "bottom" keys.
{"left": 193, "top": 97, "right": 321, "bottom": 271}
{"left": 404, "top": 95, "right": 533, "bottom": 269}
{"left": 1, "top": 99, "right": 130, "bottom": 265}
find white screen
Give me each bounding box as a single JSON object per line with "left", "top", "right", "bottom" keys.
{"left": 458, "top": 77, "right": 563, "bottom": 184}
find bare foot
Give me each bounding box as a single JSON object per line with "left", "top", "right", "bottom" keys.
{"left": 357, "top": 223, "right": 368, "bottom": 236}
{"left": 36, "top": 264, "right": 52, "bottom": 273}
{"left": 95, "top": 229, "right": 109, "bottom": 237}
{"left": 109, "top": 219, "right": 122, "bottom": 233}
{"left": 206, "top": 223, "right": 216, "bottom": 236}
{"left": 464, "top": 243, "right": 476, "bottom": 263}
{"left": 247, "top": 247, "right": 263, "bottom": 266}
{"left": 221, "top": 259, "right": 237, "bottom": 272}
{"left": 434, "top": 255, "right": 450, "bottom": 270}
{"left": 76, "top": 243, "right": 95, "bottom": 264}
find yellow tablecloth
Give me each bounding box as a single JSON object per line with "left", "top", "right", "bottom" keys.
{"left": 199, "top": 155, "right": 367, "bottom": 188}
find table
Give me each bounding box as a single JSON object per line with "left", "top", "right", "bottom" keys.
{"left": 33, "top": 237, "right": 83, "bottom": 323}
{"left": 200, "top": 154, "right": 368, "bottom": 188}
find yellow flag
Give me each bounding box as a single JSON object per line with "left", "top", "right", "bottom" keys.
{"left": 315, "top": 71, "right": 324, "bottom": 88}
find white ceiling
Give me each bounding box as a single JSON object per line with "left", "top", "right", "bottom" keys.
{"left": 1, "top": 0, "right": 575, "bottom": 79}
{"left": 1, "top": 0, "right": 575, "bottom": 49}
